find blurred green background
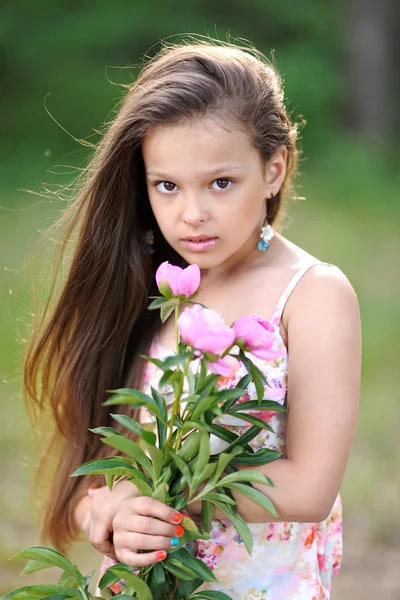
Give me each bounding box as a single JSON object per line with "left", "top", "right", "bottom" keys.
{"left": 1, "top": 1, "right": 400, "bottom": 598}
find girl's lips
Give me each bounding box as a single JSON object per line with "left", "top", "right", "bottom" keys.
{"left": 181, "top": 237, "right": 217, "bottom": 252}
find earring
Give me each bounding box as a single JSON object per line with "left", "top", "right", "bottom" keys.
{"left": 257, "top": 193, "right": 275, "bottom": 252}
{"left": 145, "top": 230, "right": 155, "bottom": 254}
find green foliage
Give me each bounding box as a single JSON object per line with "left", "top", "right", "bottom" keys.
{"left": 26, "top": 326, "right": 278, "bottom": 598}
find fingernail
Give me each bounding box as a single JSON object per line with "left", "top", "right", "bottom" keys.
{"left": 156, "top": 551, "right": 167, "bottom": 561}
{"left": 175, "top": 525, "right": 184, "bottom": 537}
{"left": 172, "top": 511, "right": 182, "bottom": 523}
{"left": 170, "top": 537, "right": 179, "bottom": 547}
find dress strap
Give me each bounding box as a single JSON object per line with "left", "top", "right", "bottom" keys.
{"left": 270, "top": 262, "right": 335, "bottom": 326}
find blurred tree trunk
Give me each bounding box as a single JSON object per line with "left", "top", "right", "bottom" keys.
{"left": 345, "top": 0, "right": 394, "bottom": 142}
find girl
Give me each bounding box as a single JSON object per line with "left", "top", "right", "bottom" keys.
{"left": 26, "top": 40, "right": 361, "bottom": 599}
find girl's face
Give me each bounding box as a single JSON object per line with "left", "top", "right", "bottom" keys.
{"left": 142, "top": 116, "right": 287, "bottom": 275}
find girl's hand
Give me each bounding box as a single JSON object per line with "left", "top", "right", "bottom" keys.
{"left": 112, "top": 496, "right": 184, "bottom": 566}
{"left": 82, "top": 480, "right": 139, "bottom": 559}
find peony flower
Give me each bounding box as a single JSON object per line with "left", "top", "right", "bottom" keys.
{"left": 156, "top": 261, "right": 200, "bottom": 298}
{"left": 209, "top": 355, "right": 240, "bottom": 378}
{"left": 178, "top": 304, "right": 235, "bottom": 356}
{"left": 232, "top": 315, "right": 285, "bottom": 361}
{"left": 215, "top": 354, "right": 241, "bottom": 386}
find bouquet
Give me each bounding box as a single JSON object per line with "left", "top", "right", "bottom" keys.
{"left": 2, "top": 262, "right": 286, "bottom": 600}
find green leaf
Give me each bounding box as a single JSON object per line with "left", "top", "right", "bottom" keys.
{"left": 231, "top": 448, "right": 282, "bottom": 465}
{"left": 112, "top": 596, "right": 141, "bottom": 600}
{"left": 192, "top": 430, "right": 210, "bottom": 485}
{"left": 190, "top": 462, "right": 216, "bottom": 493}
{"left": 42, "top": 594, "right": 71, "bottom": 600}
{"left": 4, "top": 586, "right": 81, "bottom": 600}
{"left": 110, "top": 414, "right": 157, "bottom": 445}
{"left": 208, "top": 425, "right": 254, "bottom": 454}
{"left": 229, "top": 400, "right": 286, "bottom": 413}
{"left": 20, "top": 560, "right": 51, "bottom": 576}
{"left": 220, "top": 385, "right": 249, "bottom": 412}
{"left": 100, "top": 435, "right": 153, "bottom": 476}
{"left": 159, "top": 369, "right": 182, "bottom": 392}
{"left": 196, "top": 374, "right": 220, "bottom": 397}
{"left": 104, "top": 473, "right": 114, "bottom": 490}
{"left": 222, "top": 482, "right": 277, "bottom": 517}
{"left": 192, "top": 396, "right": 221, "bottom": 421}
{"left": 109, "top": 569, "right": 152, "bottom": 600}
{"left": 168, "top": 558, "right": 197, "bottom": 577}
{"left": 181, "top": 420, "right": 210, "bottom": 433}
{"left": 11, "top": 548, "right": 84, "bottom": 588}
{"left": 161, "top": 302, "right": 176, "bottom": 322}
{"left": 129, "top": 477, "right": 153, "bottom": 496}
{"left": 239, "top": 353, "right": 267, "bottom": 403}
{"left": 57, "top": 573, "right": 78, "bottom": 588}
{"left": 215, "top": 387, "right": 247, "bottom": 404}
{"left": 169, "top": 450, "right": 192, "bottom": 484}
{"left": 1, "top": 587, "right": 31, "bottom": 600}
{"left": 89, "top": 426, "right": 122, "bottom": 437}
{"left": 212, "top": 501, "right": 253, "bottom": 555}
{"left": 70, "top": 457, "right": 148, "bottom": 480}
{"left": 151, "top": 562, "right": 166, "bottom": 589}
{"left": 177, "top": 431, "right": 201, "bottom": 461}
{"left": 201, "top": 500, "right": 215, "bottom": 532}
{"left": 149, "top": 388, "right": 168, "bottom": 448}
{"left": 141, "top": 355, "right": 166, "bottom": 369}
{"left": 152, "top": 482, "right": 168, "bottom": 502}
{"left": 225, "top": 411, "right": 274, "bottom": 432}
{"left": 148, "top": 296, "right": 168, "bottom": 309}
{"left": 97, "top": 568, "right": 121, "bottom": 590}
{"left": 163, "top": 559, "right": 194, "bottom": 581}
{"left": 181, "top": 515, "right": 201, "bottom": 536}
{"left": 163, "top": 353, "right": 193, "bottom": 369}
{"left": 186, "top": 367, "right": 196, "bottom": 394}
{"left": 174, "top": 578, "right": 204, "bottom": 600}
{"left": 142, "top": 440, "right": 163, "bottom": 482}
{"left": 210, "top": 447, "right": 243, "bottom": 485}
{"left": 189, "top": 592, "right": 233, "bottom": 600}
{"left": 170, "top": 548, "right": 217, "bottom": 582}
{"left": 218, "top": 470, "right": 273, "bottom": 487}
{"left": 201, "top": 492, "right": 236, "bottom": 505}
{"left": 104, "top": 390, "right": 164, "bottom": 421}
{"left": 224, "top": 426, "right": 261, "bottom": 453}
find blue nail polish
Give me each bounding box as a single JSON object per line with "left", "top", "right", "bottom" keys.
{"left": 170, "top": 537, "right": 179, "bottom": 547}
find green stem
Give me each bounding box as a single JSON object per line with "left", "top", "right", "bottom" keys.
{"left": 175, "top": 304, "right": 179, "bottom": 354}
{"left": 165, "top": 305, "right": 189, "bottom": 452}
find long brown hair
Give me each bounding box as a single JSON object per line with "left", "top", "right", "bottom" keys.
{"left": 24, "top": 38, "right": 301, "bottom": 553}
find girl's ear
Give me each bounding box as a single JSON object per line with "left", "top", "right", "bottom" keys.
{"left": 263, "top": 145, "right": 288, "bottom": 195}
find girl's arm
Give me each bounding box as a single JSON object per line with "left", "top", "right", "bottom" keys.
{"left": 189, "top": 265, "right": 361, "bottom": 523}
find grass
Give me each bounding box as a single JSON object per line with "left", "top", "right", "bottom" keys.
{"left": 0, "top": 146, "right": 399, "bottom": 595}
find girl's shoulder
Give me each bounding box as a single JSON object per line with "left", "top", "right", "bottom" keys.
{"left": 266, "top": 234, "right": 359, "bottom": 341}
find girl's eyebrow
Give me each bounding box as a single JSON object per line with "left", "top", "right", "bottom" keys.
{"left": 146, "top": 165, "right": 244, "bottom": 178}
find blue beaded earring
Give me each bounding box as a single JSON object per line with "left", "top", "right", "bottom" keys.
{"left": 257, "top": 193, "right": 275, "bottom": 252}
{"left": 145, "top": 230, "right": 155, "bottom": 254}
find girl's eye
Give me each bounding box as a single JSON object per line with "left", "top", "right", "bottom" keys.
{"left": 155, "top": 181, "right": 177, "bottom": 193}
{"left": 211, "top": 178, "right": 232, "bottom": 190}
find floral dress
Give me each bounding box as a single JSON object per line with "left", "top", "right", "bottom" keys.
{"left": 99, "top": 262, "right": 343, "bottom": 599}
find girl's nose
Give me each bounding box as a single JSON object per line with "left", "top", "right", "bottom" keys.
{"left": 181, "top": 196, "right": 208, "bottom": 227}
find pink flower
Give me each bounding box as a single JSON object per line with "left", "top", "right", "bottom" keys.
{"left": 178, "top": 304, "right": 235, "bottom": 357}
{"left": 232, "top": 315, "right": 285, "bottom": 361}
{"left": 209, "top": 355, "right": 240, "bottom": 378}
{"left": 215, "top": 355, "right": 241, "bottom": 386}
{"left": 156, "top": 261, "right": 200, "bottom": 298}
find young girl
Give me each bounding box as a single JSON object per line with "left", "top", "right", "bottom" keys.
{"left": 26, "top": 40, "right": 361, "bottom": 599}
